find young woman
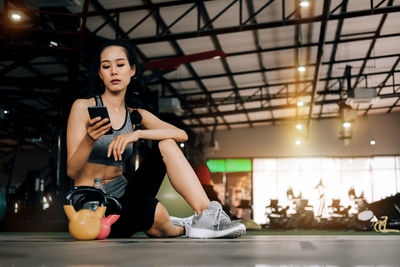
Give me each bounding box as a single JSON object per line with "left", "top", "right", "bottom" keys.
{"left": 66, "top": 40, "right": 245, "bottom": 238}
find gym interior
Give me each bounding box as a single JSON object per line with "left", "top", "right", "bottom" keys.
{"left": 1, "top": 0, "right": 400, "bottom": 266}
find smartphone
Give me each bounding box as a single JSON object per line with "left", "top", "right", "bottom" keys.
{"left": 88, "top": 106, "right": 113, "bottom": 135}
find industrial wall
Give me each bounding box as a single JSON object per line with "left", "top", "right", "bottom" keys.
{"left": 203, "top": 112, "right": 400, "bottom": 158}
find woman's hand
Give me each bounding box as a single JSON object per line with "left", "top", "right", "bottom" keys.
{"left": 86, "top": 117, "right": 112, "bottom": 141}
{"left": 107, "top": 131, "right": 140, "bottom": 161}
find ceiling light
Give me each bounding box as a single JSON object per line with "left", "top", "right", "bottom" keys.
{"left": 297, "top": 101, "right": 304, "bottom": 107}
{"left": 370, "top": 140, "right": 376, "bottom": 145}
{"left": 3, "top": 110, "right": 9, "bottom": 114}
{"left": 10, "top": 12, "right": 22, "bottom": 21}
{"left": 300, "top": 0, "right": 310, "bottom": 7}
{"left": 296, "top": 124, "right": 303, "bottom": 130}
{"left": 342, "top": 122, "right": 351, "bottom": 128}
{"left": 295, "top": 140, "right": 302, "bottom": 146}
{"left": 298, "top": 65, "right": 306, "bottom": 72}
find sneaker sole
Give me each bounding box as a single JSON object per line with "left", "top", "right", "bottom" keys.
{"left": 188, "top": 224, "right": 246, "bottom": 239}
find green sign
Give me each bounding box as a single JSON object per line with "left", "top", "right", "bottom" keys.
{"left": 207, "top": 159, "right": 252, "bottom": 172}
{"left": 225, "top": 159, "right": 252, "bottom": 172}
{"left": 207, "top": 159, "right": 225, "bottom": 172}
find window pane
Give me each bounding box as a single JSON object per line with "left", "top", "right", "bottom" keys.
{"left": 252, "top": 156, "right": 399, "bottom": 225}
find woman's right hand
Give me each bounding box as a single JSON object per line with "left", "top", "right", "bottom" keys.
{"left": 86, "top": 117, "right": 112, "bottom": 141}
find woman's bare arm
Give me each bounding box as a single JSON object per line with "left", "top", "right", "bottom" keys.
{"left": 66, "top": 99, "right": 111, "bottom": 178}
{"left": 137, "top": 109, "right": 188, "bottom": 142}
{"left": 106, "top": 108, "right": 188, "bottom": 161}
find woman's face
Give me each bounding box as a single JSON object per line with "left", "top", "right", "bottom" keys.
{"left": 99, "top": 46, "right": 135, "bottom": 93}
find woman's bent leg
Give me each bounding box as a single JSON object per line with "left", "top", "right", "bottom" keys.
{"left": 158, "top": 139, "right": 210, "bottom": 215}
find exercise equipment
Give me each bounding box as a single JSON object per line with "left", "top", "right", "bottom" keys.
{"left": 156, "top": 175, "right": 194, "bottom": 218}
{"left": 326, "top": 199, "right": 352, "bottom": 230}
{"left": 286, "top": 187, "right": 314, "bottom": 230}
{"left": 348, "top": 187, "right": 374, "bottom": 231}
{"left": 97, "top": 195, "right": 122, "bottom": 240}
{"left": 265, "top": 199, "right": 289, "bottom": 229}
{"left": 64, "top": 187, "right": 107, "bottom": 240}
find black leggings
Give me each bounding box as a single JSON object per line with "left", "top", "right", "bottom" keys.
{"left": 109, "top": 141, "right": 166, "bottom": 237}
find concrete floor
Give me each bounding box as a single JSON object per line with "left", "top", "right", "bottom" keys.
{"left": 0, "top": 233, "right": 400, "bottom": 266}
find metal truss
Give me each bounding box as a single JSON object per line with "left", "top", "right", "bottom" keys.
{"left": 116, "top": 1, "right": 400, "bottom": 44}
{"left": 1, "top": 0, "right": 400, "bottom": 135}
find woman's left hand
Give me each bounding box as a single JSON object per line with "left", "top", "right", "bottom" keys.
{"left": 107, "top": 131, "right": 140, "bottom": 161}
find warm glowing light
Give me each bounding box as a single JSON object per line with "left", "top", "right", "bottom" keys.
{"left": 300, "top": 0, "right": 310, "bottom": 7}
{"left": 342, "top": 122, "right": 351, "bottom": 128}
{"left": 295, "top": 140, "right": 302, "bottom": 146}
{"left": 370, "top": 140, "right": 376, "bottom": 145}
{"left": 298, "top": 65, "right": 306, "bottom": 72}
{"left": 11, "top": 13, "right": 22, "bottom": 21}
{"left": 296, "top": 124, "right": 303, "bottom": 130}
{"left": 297, "top": 101, "right": 304, "bottom": 107}
{"left": 180, "top": 143, "right": 185, "bottom": 148}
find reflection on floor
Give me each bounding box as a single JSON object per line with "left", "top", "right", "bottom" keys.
{"left": 0, "top": 232, "right": 399, "bottom": 266}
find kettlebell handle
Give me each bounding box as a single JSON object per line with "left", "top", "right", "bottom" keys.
{"left": 105, "top": 194, "right": 122, "bottom": 215}
{"left": 65, "top": 186, "right": 108, "bottom": 207}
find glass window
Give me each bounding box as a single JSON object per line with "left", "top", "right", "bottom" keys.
{"left": 253, "top": 156, "right": 400, "bottom": 225}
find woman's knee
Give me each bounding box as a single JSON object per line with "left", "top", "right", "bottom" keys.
{"left": 145, "top": 202, "right": 170, "bottom": 237}
{"left": 158, "top": 139, "right": 177, "bottom": 155}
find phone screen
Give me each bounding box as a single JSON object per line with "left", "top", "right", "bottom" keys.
{"left": 88, "top": 106, "right": 113, "bottom": 135}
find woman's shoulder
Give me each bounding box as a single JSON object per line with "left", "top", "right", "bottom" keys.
{"left": 128, "top": 107, "right": 150, "bottom": 114}
{"left": 71, "top": 97, "right": 96, "bottom": 110}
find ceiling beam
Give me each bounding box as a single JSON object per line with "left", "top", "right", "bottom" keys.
{"left": 364, "top": 55, "right": 400, "bottom": 116}
{"left": 306, "top": 0, "right": 331, "bottom": 136}
{"left": 319, "top": 0, "right": 348, "bottom": 119}
{"left": 128, "top": 4, "right": 400, "bottom": 44}
{"left": 352, "top": 0, "right": 394, "bottom": 90}
{"left": 198, "top": 0, "right": 252, "bottom": 127}
{"left": 146, "top": 31, "right": 400, "bottom": 61}
{"left": 246, "top": 0, "right": 274, "bottom": 122}
{"left": 142, "top": 0, "right": 231, "bottom": 130}
{"left": 84, "top": 0, "right": 214, "bottom": 16}
{"left": 187, "top": 103, "right": 400, "bottom": 128}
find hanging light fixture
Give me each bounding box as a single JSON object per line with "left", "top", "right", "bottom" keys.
{"left": 298, "top": 65, "right": 306, "bottom": 72}
{"left": 10, "top": 12, "right": 22, "bottom": 22}
{"left": 300, "top": 0, "right": 310, "bottom": 7}
{"left": 342, "top": 122, "right": 351, "bottom": 129}
{"left": 370, "top": 140, "right": 376, "bottom": 145}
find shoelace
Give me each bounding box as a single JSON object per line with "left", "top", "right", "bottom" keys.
{"left": 213, "top": 207, "right": 230, "bottom": 231}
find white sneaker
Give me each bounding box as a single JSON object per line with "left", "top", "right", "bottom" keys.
{"left": 188, "top": 201, "right": 246, "bottom": 239}
{"left": 170, "top": 215, "right": 194, "bottom": 237}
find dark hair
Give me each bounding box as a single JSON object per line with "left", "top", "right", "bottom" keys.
{"left": 98, "top": 39, "right": 136, "bottom": 68}
{"left": 97, "top": 40, "right": 142, "bottom": 124}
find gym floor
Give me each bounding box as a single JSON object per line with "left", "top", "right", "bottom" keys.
{"left": 1, "top": 231, "right": 399, "bottom": 266}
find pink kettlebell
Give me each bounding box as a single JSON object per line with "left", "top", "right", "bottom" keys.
{"left": 97, "top": 214, "right": 120, "bottom": 239}
{"left": 96, "top": 195, "right": 122, "bottom": 240}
